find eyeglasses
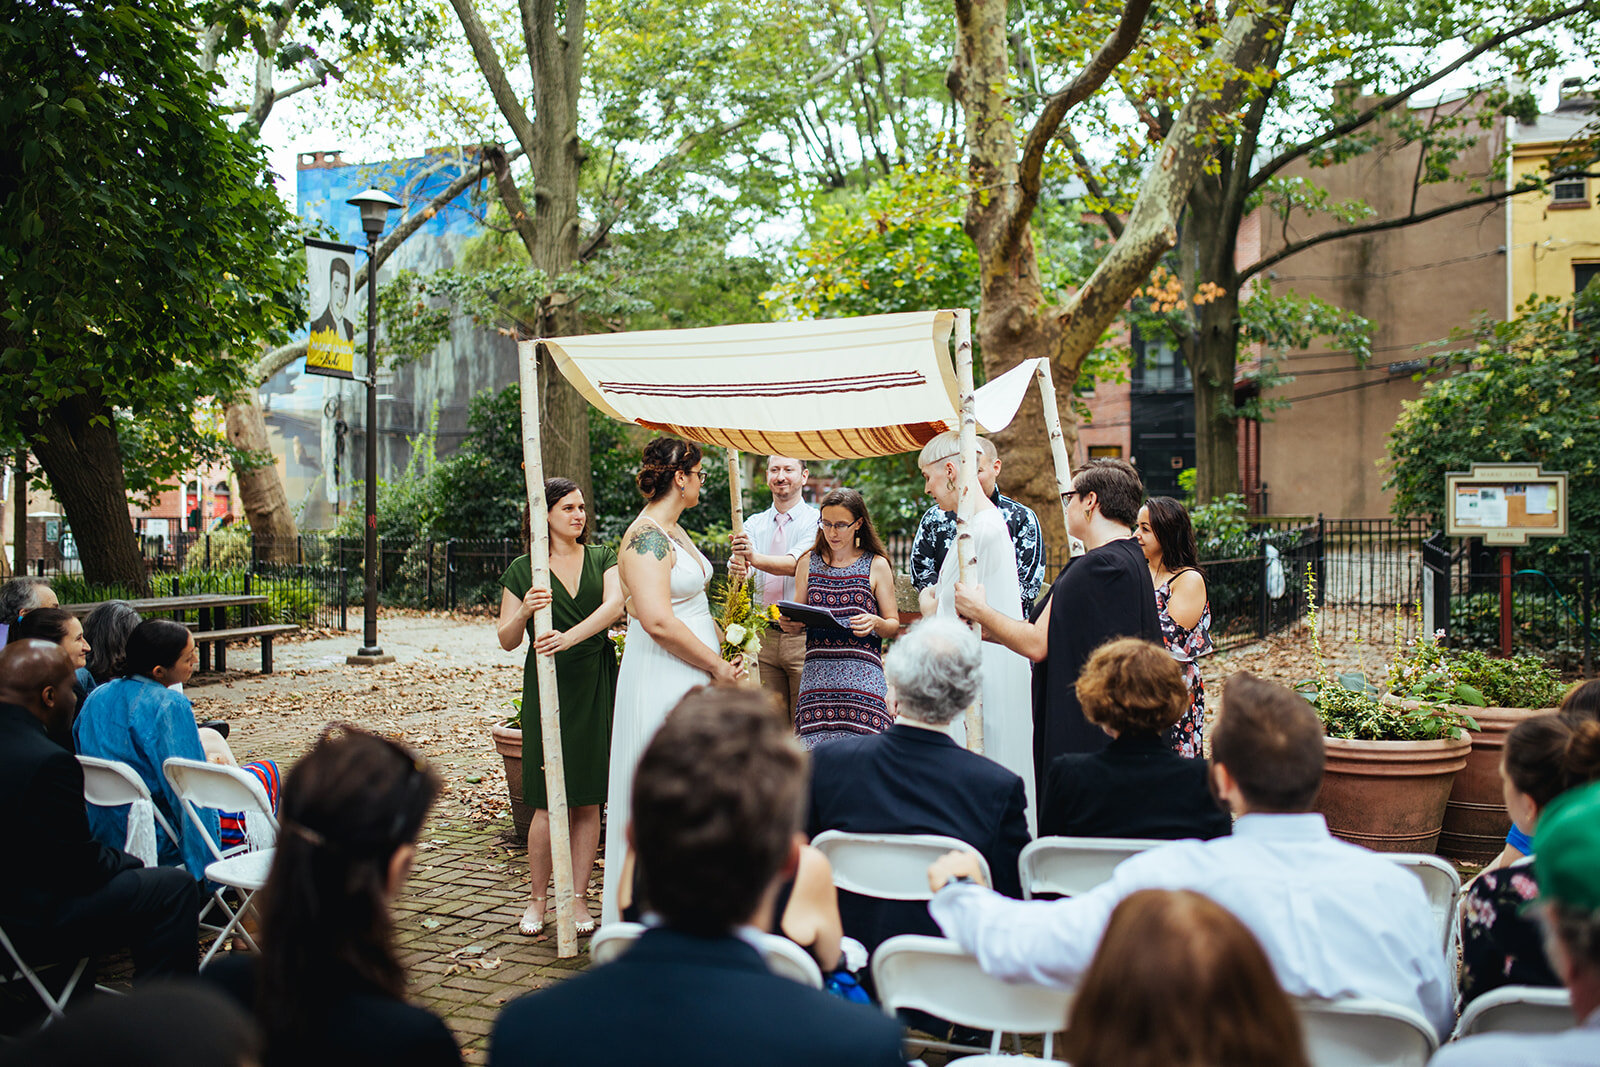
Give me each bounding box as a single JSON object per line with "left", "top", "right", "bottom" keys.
{"left": 1063, "top": 490, "right": 1079, "bottom": 501}
{"left": 819, "top": 519, "right": 861, "bottom": 532}
{"left": 689, "top": 469, "right": 707, "bottom": 481}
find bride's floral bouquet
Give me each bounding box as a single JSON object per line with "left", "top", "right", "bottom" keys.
{"left": 714, "top": 575, "right": 770, "bottom": 682}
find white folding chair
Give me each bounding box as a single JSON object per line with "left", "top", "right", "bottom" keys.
{"left": 1453, "top": 984, "right": 1572, "bottom": 1039}
{"left": 161, "top": 758, "right": 278, "bottom": 968}
{"left": 0, "top": 920, "right": 91, "bottom": 1025}
{"left": 1384, "top": 853, "right": 1460, "bottom": 954}
{"left": 872, "top": 934, "right": 1073, "bottom": 1061}
{"left": 588, "top": 920, "right": 823, "bottom": 987}
{"left": 810, "top": 831, "right": 991, "bottom": 900}
{"left": 1017, "top": 836, "right": 1163, "bottom": 899}
{"left": 1294, "top": 996, "right": 1439, "bottom": 1067}
{"left": 77, "top": 755, "right": 184, "bottom": 867}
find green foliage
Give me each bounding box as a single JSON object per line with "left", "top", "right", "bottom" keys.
{"left": 1444, "top": 649, "right": 1567, "bottom": 709}
{"left": 181, "top": 530, "right": 256, "bottom": 573}
{"left": 48, "top": 569, "right": 318, "bottom": 626}
{"left": 1189, "top": 493, "right": 1256, "bottom": 557}
{"left": 1384, "top": 290, "right": 1600, "bottom": 564}
{"left": 1448, "top": 590, "right": 1588, "bottom": 670}
{"left": 0, "top": 0, "right": 300, "bottom": 478}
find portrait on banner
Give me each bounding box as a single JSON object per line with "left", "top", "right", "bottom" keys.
{"left": 305, "top": 238, "right": 358, "bottom": 379}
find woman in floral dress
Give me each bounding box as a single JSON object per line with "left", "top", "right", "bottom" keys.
{"left": 785, "top": 488, "right": 899, "bottom": 749}
{"left": 1134, "top": 497, "right": 1212, "bottom": 758}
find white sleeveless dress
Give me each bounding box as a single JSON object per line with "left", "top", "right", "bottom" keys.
{"left": 600, "top": 520, "right": 718, "bottom": 925}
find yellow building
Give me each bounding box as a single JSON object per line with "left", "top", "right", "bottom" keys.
{"left": 1508, "top": 78, "right": 1599, "bottom": 312}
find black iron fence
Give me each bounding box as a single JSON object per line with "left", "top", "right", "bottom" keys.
{"left": 21, "top": 519, "right": 1591, "bottom": 672}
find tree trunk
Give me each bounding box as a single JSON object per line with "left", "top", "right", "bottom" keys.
{"left": 953, "top": 0, "right": 1289, "bottom": 545}
{"left": 28, "top": 393, "right": 151, "bottom": 592}
{"left": 224, "top": 391, "right": 298, "bottom": 562}
{"left": 1178, "top": 174, "right": 1245, "bottom": 503}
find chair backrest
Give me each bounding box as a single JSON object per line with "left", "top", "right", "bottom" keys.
{"left": 589, "top": 921, "right": 823, "bottom": 987}
{"left": 1294, "top": 997, "right": 1438, "bottom": 1067}
{"left": 1017, "top": 836, "right": 1164, "bottom": 899}
{"left": 78, "top": 755, "right": 183, "bottom": 848}
{"left": 872, "top": 935, "right": 1073, "bottom": 1058}
{"left": 1454, "top": 985, "right": 1572, "bottom": 1039}
{"left": 162, "top": 757, "right": 278, "bottom": 861}
{"left": 811, "top": 831, "right": 990, "bottom": 901}
{"left": 1383, "top": 853, "right": 1460, "bottom": 951}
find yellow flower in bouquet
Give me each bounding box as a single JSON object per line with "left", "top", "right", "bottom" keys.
{"left": 714, "top": 575, "right": 769, "bottom": 662}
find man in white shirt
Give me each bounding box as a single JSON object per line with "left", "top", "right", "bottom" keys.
{"left": 925, "top": 672, "right": 1455, "bottom": 1041}
{"left": 1431, "top": 780, "right": 1600, "bottom": 1066}
{"left": 729, "top": 456, "right": 818, "bottom": 723}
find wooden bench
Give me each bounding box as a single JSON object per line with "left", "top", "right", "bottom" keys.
{"left": 192, "top": 624, "right": 299, "bottom": 674}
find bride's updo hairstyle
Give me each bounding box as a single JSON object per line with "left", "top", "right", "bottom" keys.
{"left": 636, "top": 437, "right": 703, "bottom": 502}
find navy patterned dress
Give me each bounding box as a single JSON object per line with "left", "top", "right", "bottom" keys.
{"left": 794, "top": 552, "right": 889, "bottom": 750}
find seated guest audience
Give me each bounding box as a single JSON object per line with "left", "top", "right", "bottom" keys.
{"left": 926, "top": 672, "right": 1454, "bottom": 1040}
{"left": 491, "top": 687, "right": 906, "bottom": 1067}
{"left": 0, "top": 984, "right": 258, "bottom": 1067}
{"left": 1459, "top": 712, "right": 1600, "bottom": 1007}
{"left": 74, "top": 619, "right": 280, "bottom": 878}
{"left": 1061, "top": 889, "right": 1310, "bottom": 1067}
{"left": 80, "top": 599, "right": 141, "bottom": 693}
{"left": 205, "top": 724, "right": 461, "bottom": 1067}
{"left": 1040, "top": 637, "right": 1231, "bottom": 840}
{"left": 808, "top": 617, "right": 1029, "bottom": 956}
{"left": 0, "top": 575, "right": 57, "bottom": 652}
{"left": 13, "top": 606, "right": 93, "bottom": 702}
{"left": 1485, "top": 679, "right": 1600, "bottom": 872}
{"left": 0, "top": 640, "right": 198, "bottom": 984}
{"left": 1432, "top": 779, "right": 1600, "bottom": 1066}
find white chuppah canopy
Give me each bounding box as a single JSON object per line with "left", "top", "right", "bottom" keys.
{"left": 538, "top": 310, "right": 1045, "bottom": 460}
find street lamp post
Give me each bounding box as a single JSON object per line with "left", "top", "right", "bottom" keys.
{"left": 346, "top": 187, "right": 401, "bottom": 666}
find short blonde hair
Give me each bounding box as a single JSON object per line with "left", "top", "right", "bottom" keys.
{"left": 917, "top": 431, "right": 993, "bottom": 470}
{"left": 1075, "top": 638, "right": 1187, "bottom": 735}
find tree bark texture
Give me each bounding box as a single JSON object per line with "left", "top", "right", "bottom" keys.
{"left": 28, "top": 392, "right": 151, "bottom": 592}
{"left": 452, "top": 0, "right": 593, "bottom": 504}
{"left": 953, "top": 0, "right": 1290, "bottom": 546}
{"left": 1178, "top": 172, "right": 1247, "bottom": 502}
{"left": 224, "top": 392, "right": 299, "bottom": 562}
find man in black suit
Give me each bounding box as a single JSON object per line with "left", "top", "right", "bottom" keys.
{"left": 808, "top": 617, "right": 1030, "bottom": 956}
{"left": 0, "top": 640, "right": 199, "bottom": 982}
{"left": 490, "top": 686, "right": 905, "bottom": 1067}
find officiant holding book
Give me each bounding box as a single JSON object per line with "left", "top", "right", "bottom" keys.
{"left": 740, "top": 488, "right": 897, "bottom": 750}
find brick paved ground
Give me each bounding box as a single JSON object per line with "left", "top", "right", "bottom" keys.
{"left": 184, "top": 612, "right": 596, "bottom": 1064}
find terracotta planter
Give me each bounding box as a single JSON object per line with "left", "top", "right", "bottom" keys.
{"left": 1315, "top": 735, "right": 1471, "bottom": 853}
{"left": 491, "top": 722, "right": 533, "bottom": 840}
{"left": 1439, "top": 706, "right": 1548, "bottom": 864}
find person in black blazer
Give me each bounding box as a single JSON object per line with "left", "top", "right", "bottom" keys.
{"left": 808, "top": 618, "right": 1030, "bottom": 956}
{"left": 1040, "top": 637, "right": 1231, "bottom": 841}
{"left": 0, "top": 639, "right": 198, "bottom": 981}
{"left": 491, "top": 687, "right": 905, "bottom": 1067}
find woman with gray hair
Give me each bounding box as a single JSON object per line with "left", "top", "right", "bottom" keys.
{"left": 916, "top": 431, "right": 1035, "bottom": 827}
{"left": 884, "top": 615, "right": 983, "bottom": 727}
{"left": 0, "top": 576, "right": 57, "bottom": 652}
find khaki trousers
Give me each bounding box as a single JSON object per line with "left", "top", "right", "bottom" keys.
{"left": 758, "top": 629, "right": 808, "bottom": 725}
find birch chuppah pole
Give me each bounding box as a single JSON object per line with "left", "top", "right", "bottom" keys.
{"left": 1032, "top": 361, "right": 1076, "bottom": 543}
{"left": 952, "top": 309, "right": 984, "bottom": 754}
{"left": 517, "top": 340, "right": 579, "bottom": 959}
{"left": 725, "top": 449, "right": 759, "bottom": 686}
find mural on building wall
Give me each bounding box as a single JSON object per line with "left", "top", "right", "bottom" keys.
{"left": 274, "top": 150, "right": 519, "bottom": 530}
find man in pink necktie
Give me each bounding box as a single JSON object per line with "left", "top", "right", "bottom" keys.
{"left": 730, "top": 456, "right": 818, "bottom": 724}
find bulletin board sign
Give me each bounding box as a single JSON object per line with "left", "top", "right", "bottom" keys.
{"left": 1444, "top": 463, "right": 1568, "bottom": 545}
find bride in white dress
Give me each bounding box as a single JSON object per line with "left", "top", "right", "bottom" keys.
{"left": 602, "top": 438, "right": 743, "bottom": 925}
{"left": 916, "top": 431, "right": 1037, "bottom": 829}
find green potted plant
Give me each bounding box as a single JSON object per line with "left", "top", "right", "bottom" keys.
{"left": 492, "top": 699, "right": 533, "bottom": 840}
{"left": 1298, "top": 576, "right": 1474, "bottom": 854}
{"left": 1393, "top": 641, "right": 1567, "bottom": 863}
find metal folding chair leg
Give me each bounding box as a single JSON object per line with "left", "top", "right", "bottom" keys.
{"left": 0, "top": 923, "right": 90, "bottom": 1024}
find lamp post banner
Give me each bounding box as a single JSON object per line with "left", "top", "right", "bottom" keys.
{"left": 305, "top": 238, "right": 359, "bottom": 379}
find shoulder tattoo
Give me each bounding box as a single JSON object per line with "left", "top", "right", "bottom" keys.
{"left": 627, "top": 526, "right": 671, "bottom": 560}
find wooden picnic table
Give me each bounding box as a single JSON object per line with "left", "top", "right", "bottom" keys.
{"left": 60, "top": 593, "right": 291, "bottom": 673}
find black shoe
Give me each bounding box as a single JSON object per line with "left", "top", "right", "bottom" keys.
{"left": 198, "top": 719, "right": 230, "bottom": 739}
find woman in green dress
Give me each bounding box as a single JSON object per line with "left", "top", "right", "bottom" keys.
{"left": 497, "top": 478, "right": 623, "bottom": 936}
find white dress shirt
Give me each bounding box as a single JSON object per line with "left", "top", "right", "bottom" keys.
{"left": 1429, "top": 1006, "right": 1599, "bottom": 1066}
{"left": 742, "top": 499, "right": 819, "bottom": 609}
{"left": 929, "top": 812, "right": 1455, "bottom": 1040}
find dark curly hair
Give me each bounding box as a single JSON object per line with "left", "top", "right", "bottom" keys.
{"left": 635, "top": 437, "right": 703, "bottom": 502}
